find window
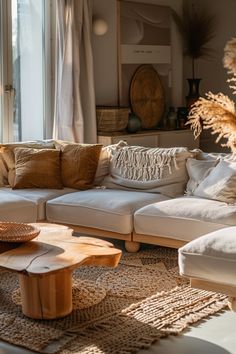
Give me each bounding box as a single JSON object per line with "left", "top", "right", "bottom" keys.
{"left": 0, "top": 0, "right": 53, "bottom": 143}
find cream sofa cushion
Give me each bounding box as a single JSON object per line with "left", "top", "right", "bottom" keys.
{"left": 194, "top": 159, "right": 236, "bottom": 203}
{"left": 178, "top": 227, "right": 236, "bottom": 286}
{"left": 134, "top": 196, "right": 236, "bottom": 242}
{"left": 99, "top": 181, "right": 188, "bottom": 198}
{"left": 46, "top": 189, "right": 169, "bottom": 234}
{"left": 0, "top": 190, "right": 37, "bottom": 222}
{"left": 1, "top": 187, "right": 76, "bottom": 220}
{"left": 185, "top": 158, "right": 218, "bottom": 195}
{"left": 103, "top": 146, "right": 194, "bottom": 197}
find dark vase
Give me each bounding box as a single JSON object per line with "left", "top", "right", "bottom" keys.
{"left": 126, "top": 112, "right": 141, "bottom": 133}
{"left": 186, "top": 78, "right": 201, "bottom": 110}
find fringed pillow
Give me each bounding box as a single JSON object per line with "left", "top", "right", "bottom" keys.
{"left": 102, "top": 145, "right": 194, "bottom": 197}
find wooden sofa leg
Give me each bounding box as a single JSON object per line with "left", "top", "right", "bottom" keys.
{"left": 125, "top": 241, "right": 140, "bottom": 253}
{"left": 228, "top": 297, "right": 236, "bottom": 312}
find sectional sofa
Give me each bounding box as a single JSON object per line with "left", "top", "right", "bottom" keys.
{"left": 0, "top": 139, "right": 235, "bottom": 252}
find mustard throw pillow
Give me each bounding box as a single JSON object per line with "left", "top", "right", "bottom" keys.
{"left": 0, "top": 140, "right": 55, "bottom": 186}
{"left": 60, "top": 144, "right": 102, "bottom": 189}
{"left": 13, "top": 147, "right": 63, "bottom": 189}
{"left": 0, "top": 152, "right": 8, "bottom": 186}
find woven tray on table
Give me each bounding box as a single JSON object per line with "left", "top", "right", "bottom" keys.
{"left": 0, "top": 222, "right": 40, "bottom": 253}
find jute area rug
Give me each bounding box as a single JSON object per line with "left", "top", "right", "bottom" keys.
{"left": 0, "top": 245, "right": 227, "bottom": 354}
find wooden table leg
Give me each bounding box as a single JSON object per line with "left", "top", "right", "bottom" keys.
{"left": 18, "top": 269, "right": 73, "bottom": 319}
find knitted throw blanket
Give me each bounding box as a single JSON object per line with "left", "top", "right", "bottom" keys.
{"left": 113, "top": 146, "right": 180, "bottom": 181}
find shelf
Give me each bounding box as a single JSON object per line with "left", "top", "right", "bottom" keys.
{"left": 97, "top": 130, "right": 199, "bottom": 150}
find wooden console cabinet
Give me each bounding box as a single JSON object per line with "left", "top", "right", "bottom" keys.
{"left": 98, "top": 129, "right": 199, "bottom": 149}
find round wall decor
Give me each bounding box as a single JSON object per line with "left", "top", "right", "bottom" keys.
{"left": 130, "top": 64, "right": 165, "bottom": 129}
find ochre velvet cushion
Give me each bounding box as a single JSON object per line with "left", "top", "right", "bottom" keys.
{"left": 60, "top": 144, "right": 102, "bottom": 189}
{"left": 13, "top": 147, "right": 63, "bottom": 189}
{"left": 0, "top": 141, "right": 55, "bottom": 186}
{"left": 0, "top": 151, "right": 8, "bottom": 186}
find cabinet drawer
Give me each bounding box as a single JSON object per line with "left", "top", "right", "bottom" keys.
{"left": 98, "top": 130, "right": 199, "bottom": 149}
{"left": 112, "top": 135, "right": 158, "bottom": 147}
{"left": 158, "top": 131, "right": 199, "bottom": 149}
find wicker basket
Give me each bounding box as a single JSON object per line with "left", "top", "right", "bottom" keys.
{"left": 0, "top": 222, "right": 40, "bottom": 242}
{"left": 96, "top": 107, "right": 129, "bottom": 132}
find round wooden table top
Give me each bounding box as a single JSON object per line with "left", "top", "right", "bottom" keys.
{"left": 130, "top": 64, "right": 165, "bottom": 129}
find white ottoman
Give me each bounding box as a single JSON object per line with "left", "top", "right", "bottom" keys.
{"left": 178, "top": 227, "right": 236, "bottom": 311}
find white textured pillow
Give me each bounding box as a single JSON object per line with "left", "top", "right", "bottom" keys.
{"left": 191, "top": 149, "right": 230, "bottom": 161}
{"left": 103, "top": 146, "right": 194, "bottom": 197}
{"left": 194, "top": 160, "right": 236, "bottom": 203}
{"left": 185, "top": 158, "right": 218, "bottom": 195}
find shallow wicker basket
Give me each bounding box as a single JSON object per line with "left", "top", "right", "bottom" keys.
{"left": 96, "top": 106, "right": 129, "bottom": 132}
{"left": 0, "top": 222, "right": 40, "bottom": 243}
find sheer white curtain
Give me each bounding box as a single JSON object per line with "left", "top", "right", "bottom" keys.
{"left": 53, "top": 0, "right": 97, "bottom": 143}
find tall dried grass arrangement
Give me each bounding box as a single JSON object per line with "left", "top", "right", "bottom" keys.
{"left": 188, "top": 37, "right": 236, "bottom": 153}
{"left": 172, "top": 2, "right": 216, "bottom": 78}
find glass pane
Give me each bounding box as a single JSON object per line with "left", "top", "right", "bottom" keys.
{"left": 0, "top": 60, "right": 3, "bottom": 143}
{"left": 0, "top": 2, "right": 4, "bottom": 142}
{"left": 11, "top": 0, "right": 45, "bottom": 141}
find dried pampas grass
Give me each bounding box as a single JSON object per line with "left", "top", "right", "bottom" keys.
{"left": 223, "top": 37, "right": 236, "bottom": 93}
{"left": 188, "top": 37, "right": 236, "bottom": 153}
{"left": 223, "top": 37, "right": 236, "bottom": 75}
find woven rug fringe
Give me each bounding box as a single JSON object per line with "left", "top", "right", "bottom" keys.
{"left": 59, "top": 286, "right": 227, "bottom": 354}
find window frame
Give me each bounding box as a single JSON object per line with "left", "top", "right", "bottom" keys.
{"left": 0, "top": 0, "right": 54, "bottom": 143}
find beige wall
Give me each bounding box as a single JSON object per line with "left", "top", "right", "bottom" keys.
{"left": 92, "top": 0, "right": 236, "bottom": 152}
{"left": 183, "top": 0, "right": 236, "bottom": 152}
{"left": 92, "top": 0, "right": 118, "bottom": 106}
{"left": 92, "top": 0, "right": 183, "bottom": 107}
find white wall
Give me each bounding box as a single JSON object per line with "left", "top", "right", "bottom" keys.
{"left": 184, "top": 0, "right": 236, "bottom": 100}
{"left": 92, "top": 0, "right": 183, "bottom": 107}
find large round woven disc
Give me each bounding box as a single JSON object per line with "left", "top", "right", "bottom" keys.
{"left": 130, "top": 65, "right": 165, "bottom": 129}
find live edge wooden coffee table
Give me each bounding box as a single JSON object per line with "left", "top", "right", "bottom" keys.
{"left": 0, "top": 223, "right": 122, "bottom": 320}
